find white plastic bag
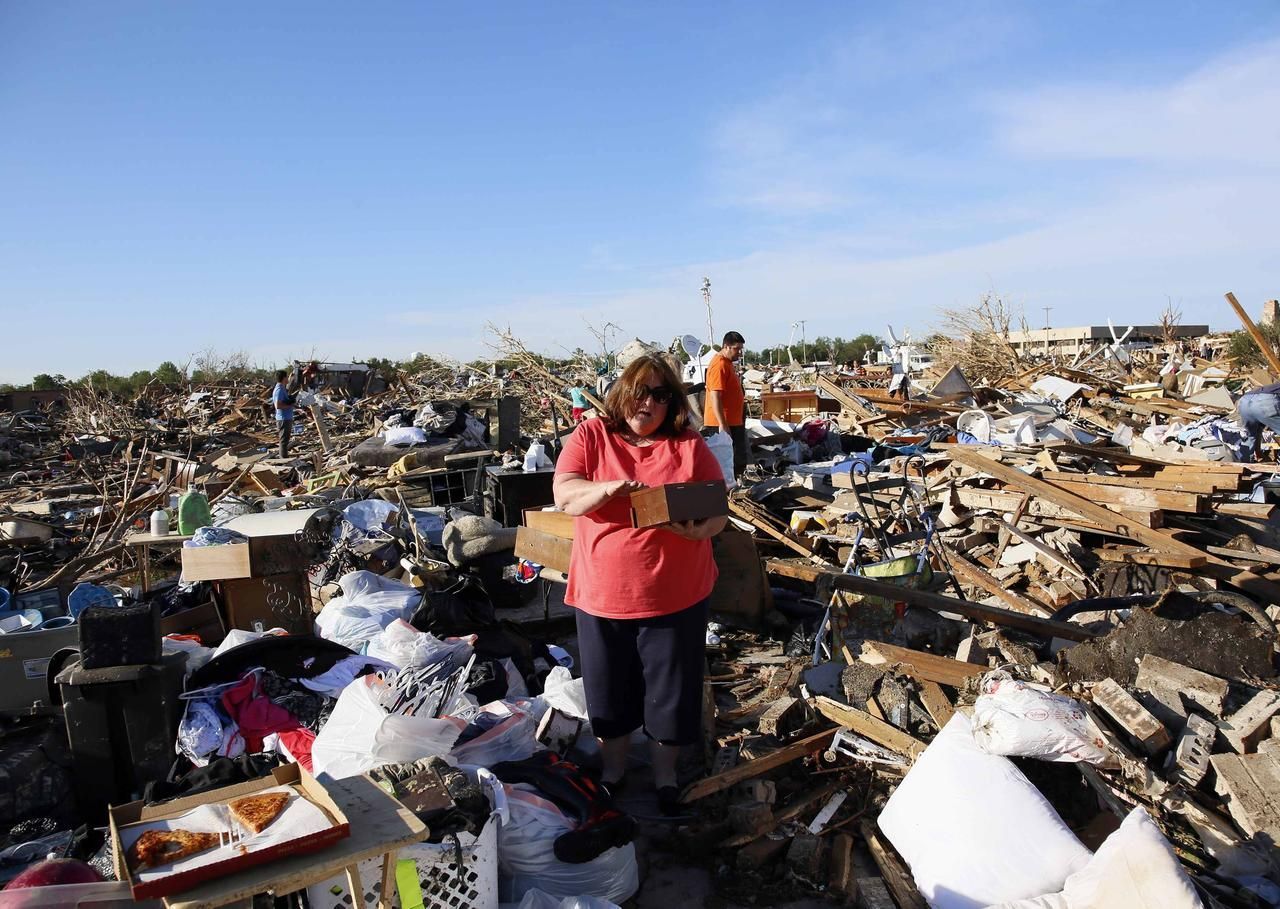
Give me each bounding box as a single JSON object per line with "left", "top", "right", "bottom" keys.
{"left": 312, "top": 675, "right": 462, "bottom": 779}
{"left": 971, "top": 671, "right": 1113, "bottom": 766}
{"left": 384, "top": 426, "right": 428, "bottom": 446}
{"left": 449, "top": 700, "right": 541, "bottom": 766}
{"left": 703, "top": 432, "right": 736, "bottom": 489}
{"left": 367, "top": 619, "right": 475, "bottom": 669}
{"left": 541, "top": 667, "right": 589, "bottom": 720}
{"left": 315, "top": 571, "right": 422, "bottom": 650}
{"left": 342, "top": 499, "right": 399, "bottom": 533}
{"left": 516, "top": 889, "right": 621, "bottom": 909}
{"left": 497, "top": 785, "right": 638, "bottom": 905}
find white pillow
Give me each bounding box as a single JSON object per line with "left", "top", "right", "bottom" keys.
{"left": 1059, "top": 807, "right": 1203, "bottom": 908}
{"left": 986, "top": 807, "right": 1203, "bottom": 909}
{"left": 878, "top": 714, "right": 1093, "bottom": 909}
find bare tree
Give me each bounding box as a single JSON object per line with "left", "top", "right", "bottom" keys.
{"left": 929, "top": 293, "right": 1027, "bottom": 384}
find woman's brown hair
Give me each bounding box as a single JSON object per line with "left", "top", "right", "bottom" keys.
{"left": 601, "top": 353, "right": 692, "bottom": 436}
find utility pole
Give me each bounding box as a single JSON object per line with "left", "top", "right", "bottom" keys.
{"left": 1042, "top": 306, "right": 1052, "bottom": 356}
{"left": 701, "top": 278, "right": 714, "bottom": 348}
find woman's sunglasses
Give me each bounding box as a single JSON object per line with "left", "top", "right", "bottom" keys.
{"left": 633, "top": 384, "right": 674, "bottom": 405}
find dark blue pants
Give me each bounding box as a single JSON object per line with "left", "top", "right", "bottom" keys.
{"left": 575, "top": 598, "right": 708, "bottom": 746}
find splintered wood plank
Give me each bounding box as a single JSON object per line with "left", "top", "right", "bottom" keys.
{"left": 859, "top": 641, "right": 982, "bottom": 688}
{"left": 939, "top": 542, "right": 1052, "bottom": 617}
{"left": 860, "top": 821, "right": 928, "bottom": 909}
{"left": 1227, "top": 291, "right": 1280, "bottom": 377}
{"left": 679, "top": 729, "right": 834, "bottom": 803}
{"left": 1095, "top": 548, "right": 1208, "bottom": 569}
{"left": 814, "top": 696, "right": 926, "bottom": 759}
{"left": 950, "top": 449, "right": 1280, "bottom": 608}
{"left": 1041, "top": 469, "right": 1232, "bottom": 494}
{"left": 917, "top": 680, "right": 955, "bottom": 728}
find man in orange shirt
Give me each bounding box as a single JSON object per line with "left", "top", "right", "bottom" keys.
{"left": 703, "top": 330, "right": 748, "bottom": 476}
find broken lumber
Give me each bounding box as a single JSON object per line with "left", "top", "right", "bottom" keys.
{"left": 858, "top": 641, "right": 982, "bottom": 688}
{"left": 1226, "top": 291, "right": 1280, "bottom": 378}
{"left": 916, "top": 680, "right": 955, "bottom": 728}
{"left": 1095, "top": 548, "right": 1208, "bottom": 569}
{"left": 938, "top": 542, "right": 1052, "bottom": 617}
{"left": 765, "top": 559, "right": 1096, "bottom": 642}
{"left": 680, "top": 729, "right": 834, "bottom": 803}
{"left": 860, "top": 821, "right": 927, "bottom": 909}
{"left": 813, "top": 696, "right": 926, "bottom": 759}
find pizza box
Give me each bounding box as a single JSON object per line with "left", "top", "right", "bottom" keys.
{"left": 629, "top": 481, "right": 728, "bottom": 529}
{"left": 109, "top": 763, "right": 349, "bottom": 900}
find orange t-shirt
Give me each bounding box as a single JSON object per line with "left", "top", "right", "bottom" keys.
{"left": 555, "top": 418, "right": 721, "bottom": 619}
{"left": 703, "top": 352, "right": 744, "bottom": 427}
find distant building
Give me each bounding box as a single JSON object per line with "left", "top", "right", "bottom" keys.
{"left": 0, "top": 388, "right": 67, "bottom": 412}
{"left": 1005, "top": 324, "right": 1209, "bottom": 358}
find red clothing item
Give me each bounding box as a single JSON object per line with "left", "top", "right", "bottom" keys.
{"left": 221, "top": 676, "right": 300, "bottom": 754}
{"left": 703, "top": 353, "right": 744, "bottom": 427}
{"left": 556, "top": 419, "right": 721, "bottom": 619}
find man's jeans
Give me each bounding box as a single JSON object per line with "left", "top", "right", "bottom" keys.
{"left": 1238, "top": 392, "right": 1280, "bottom": 434}
{"left": 277, "top": 418, "right": 293, "bottom": 458}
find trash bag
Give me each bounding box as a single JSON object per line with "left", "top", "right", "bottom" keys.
{"left": 541, "top": 667, "right": 588, "bottom": 721}
{"left": 517, "top": 889, "right": 622, "bottom": 909}
{"left": 409, "top": 576, "right": 496, "bottom": 636}
{"left": 703, "top": 432, "right": 736, "bottom": 489}
{"left": 449, "top": 700, "right": 540, "bottom": 767}
{"left": 497, "top": 784, "right": 639, "bottom": 905}
{"left": 315, "top": 571, "right": 422, "bottom": 651}
{"left": 311, "top": 675, "right": 463, "bottom": 780}
{"left": 971, "top": 671, "right": 1113, "bottom": 766}
{"left": 367, "top": 619, "right": 475, "bottom": 670}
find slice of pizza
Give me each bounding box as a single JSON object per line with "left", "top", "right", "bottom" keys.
{"left": 127, "top": 829, "right": 222, "bottom": 871}
{"left": 227, "top": 791, "right": 291, "bottom": 834}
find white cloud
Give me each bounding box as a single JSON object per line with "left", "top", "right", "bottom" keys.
{"left": 993, "top": 37, "right": 1280, "bottom": 165}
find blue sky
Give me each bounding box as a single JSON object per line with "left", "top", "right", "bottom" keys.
{"left": 3, "top": 2, "right": 1280, "bottom": 383}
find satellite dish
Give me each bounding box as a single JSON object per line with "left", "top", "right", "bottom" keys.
{"left": 681, "top": 335, "right": 706, "bottom": 358}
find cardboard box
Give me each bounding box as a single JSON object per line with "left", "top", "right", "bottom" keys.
{"left": 0, "top": 621, "right": 80, "bottom": 713}
{"left": 110, "top": 763, "right": 349, "bottom": 900}
{"left": 180, "top": 535, "right": 317, "bottom": 582}
{"left": 630, "top": 481, "right": 728, "bottom": 529}
{"left": 514, "top": 526, "right": 574, "bottom": 574}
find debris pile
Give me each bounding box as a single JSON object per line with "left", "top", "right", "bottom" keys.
{"left": 1, "top": 299, "right": 1280, "bottom": 906}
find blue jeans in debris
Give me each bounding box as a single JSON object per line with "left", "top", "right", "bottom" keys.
{"left": 1236, "top": 392, "right": 1280, "bottom": 461}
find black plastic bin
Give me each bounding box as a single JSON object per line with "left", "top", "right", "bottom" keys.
{"left": 55, "top": 651, "right": 188, "bottom": 821}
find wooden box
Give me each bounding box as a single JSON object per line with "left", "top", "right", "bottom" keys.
{"left": 630, "top": 481, "right": 728, "bottom": 529}
{"left": 216, "top": 572, "right": 313, "bottom": 634}
{"left": 181, "top": 535, "right": 316, "bottom": 582}
{"left": 514, "top": 526, "right": 574, "bottom": 574}
{"left": 110, "top": 763, "right": 349, "bottom": 900}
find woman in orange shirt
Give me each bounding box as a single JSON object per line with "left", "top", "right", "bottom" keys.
{"left": 553, "top": 354, "right": 727, "bottom": 814}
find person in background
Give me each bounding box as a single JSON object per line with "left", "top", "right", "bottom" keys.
{"left": 703, "top": 330, "right": 747, "bottom": 476}
{"left": 271, "top": 370, "right": 295, "bottom": 458}
{"left": 568, "top": 385, "right": 589, "bottom": 423}
{"left": 1237, "top": 382, "right": 1280, "bottom": 462}
{"left": 553, "top": 353, "right": 726, "bottom": 815}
